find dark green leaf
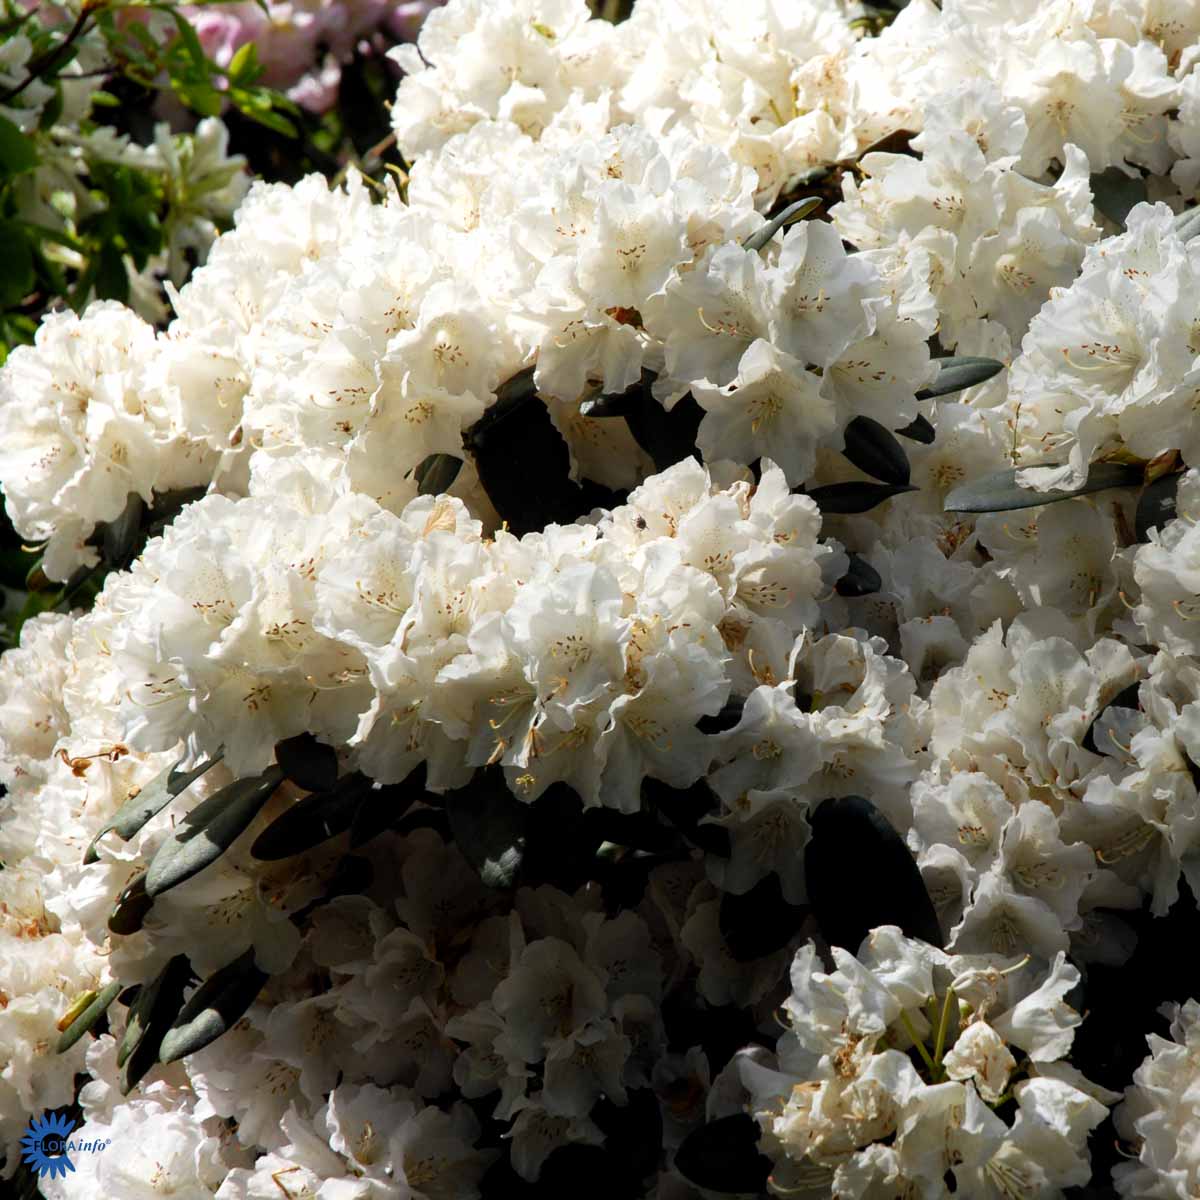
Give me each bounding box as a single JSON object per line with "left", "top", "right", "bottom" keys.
{"left": 158, "top": 948, "right": 269, "bottom": 1063}
{"left": 806, "top": 795, "right": 942, "bottom": 951}
{"left": 578, "top": 391, "right": 635, "bottom": 418}
{"left": 1090, "top": 167, "right": 1147, "bottom": 229}
{"left": 348, "top": 767, "right": 426, "bottom": 849}
{"left": 944, "top": 462, "right": 1143, "bottom": 513}
{"left": 1174, "top": 205, "right": 1200, "bottom": 244}
{"left": 467, "top": 367, "right": 622, "bottom": 535}
{"left": 806, "top": 480, "right": 917, "bottom": 513}
{"left": 835, "top": 552, "right": 882, "bottom": 597}
{"left": 144, "top": 766, "right": 285, "bottom": 898}
{"left": 675, "top": 1114, "right": 771, "bottom": 1194}
{"left": 916, "top": 356, "right": 1005, "bottom": 400}
{"left": 117, "top": 954, "right": 190, "bottom": 1078}
{"left": 250, "top": 772, "right": 372, "bottom": 861}
{"left": 0, "top": 222, "right": 35, "bottom": 308}
{"left": 841, "top": 415, "right": 910, "bottom": 485}
{"left": 85, "top": 753, "right": 223, "bottom": 865}
{"left": 642, "top": 777, "right": 729, "bottom": 857}
{"left": 108, "top": 872, "right": 154, "bottom": 936}
{"left": 0, "top": 114, "right": 37, "bottom": 177}
{"left": 1135, "top": 472, "right": 1181, "bottom": 542}
{"left": 94, "top": 240, "right": 129, "bottom": 304}
{"left": 623, "top": 386, "right": 703, "bottom": 474}
{"left": 96, "top": 492, "right": 145, "bottom": 569}
{"left": 742, "top": 197, "right": 821, "bottom": 253}
{"left": 719, "top": 874, "right": 809, "bottom": 961}
{"left": 695, "top": 698, "right": 745, "bottom": 736}
{"left": 444, "top": 767, "right": 529, "bottom": 889}
{"left": 894, "top": 412, "right": 935, "bottom": 444}
{"left": 413, "top": 453, "right": 463, "bottom": 496}
{"left": 274, "top": 732, "right": 338, "bottom": 793}
{"left": 56, "top": 981, "right": 122, "bottom": 1053}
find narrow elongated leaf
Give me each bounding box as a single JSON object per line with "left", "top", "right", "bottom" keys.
{"left": 841, "top": 415, "right": 910, "bottom": 485}
{"left": 1174, "top": 205, "right": 1200, "bottom": 243}
{"left": 579, "top": 391, "right": 635, "bottom": 418}
{"left": 56, "top": 981, "right": 122, "bottom": 1053}
{"left": 84, "top": 753, "right": 223, "bottom": 864}
{"left": 806, "top": 795, "right": 942, "bottom": 951}
{"left": 895, "top": 412, "right": 935, "bottom": 444}
{"left": 250, "top": 772, "right": 373, "bottom": 860}
{"left": 413, "top": 452, "right": 462, "bottom": 496}
{"left": 916, "top": 356, "right": 1005, "bottom": 400}
{"left": 835, "top": 552, "right": 882, "bottom": 597}
{"left": 274, "top": 733, "right": 338, "bottom": 793}
{"left": 117, "top": 955, "right": 190, "bottom": 1074}
{"left": 742, "top": 197, "right": 822, "bottom": 252}
{"left": 158, "top": 948, "right": 269, "bottom": 1063}
{"left": 348, "top": 768, "right": 427, "bottom": 849}
{"left": 96, "top": 492, "right": 145, "bottom": 569}
{"left": 675, "top": 1114, "right": 772, "bottom": 1194}
{"left": 806, "top": 480, "right": 917, "bottom": 513}
{"left": 944, "top": 462, "right": 1143, "bottom": 513}
{"left": 0, "top": 114, "right": 37, "bottom": 177}
{"left": 108, "top": 872, "right": 154, "bottom": 936}
{"left": 144, "top": 766, "right": 285, "bottom": 898}
{"left": 1091, "top": 168, "right": 1147, "bottom": 229}
{"left": 1135, "top": 471, "right": 1181, "bottom": 542}
{"left": 444, "top": 767, "right": 529, "bottom": 889}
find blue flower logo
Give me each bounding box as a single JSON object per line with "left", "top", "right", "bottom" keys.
{"left": 19, "top": 1111, "right": 77, "bottom": 1179}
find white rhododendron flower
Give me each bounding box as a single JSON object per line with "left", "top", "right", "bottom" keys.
{"left": 7, "top": 0, "right": 1200, "bottom": 1194}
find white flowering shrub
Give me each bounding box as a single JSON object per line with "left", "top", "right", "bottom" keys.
{"left": 5, "top": 0, "right": 1200, "bottom": 1197}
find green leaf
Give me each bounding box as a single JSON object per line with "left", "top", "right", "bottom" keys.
{"left": 94, "top": 240, "right": 129, "bottom": 304}
{"left": 144, "top": 766, "right": 285, "bottom": 898}
{"left": 1090, "top": 167, "right": 1147, "bottom": 229}
{"left": 742, "top": 197, "right": 822, "bottom": 253}
{"left": 894, "top": 412, "right": 935, "bottom": 444}
{"left": 250, "top": 772, "right": 373, "bottom": 861}
{"left": 0, "top": 222, "right": 35, "bottom": 309}
{"left": 108, "top": 872, "right": 154, "bottom": 936}
{"left": 274, "top": 732, "right": 338, "bottom": 793}
{"left": 916, "top": 356, "right": 1005, "bottom": 400}
{"left": 226, "top": 41, "right": 262, "bottom": 86}
{"left": 840, "top": 415, "right": 910, "bottom": 486}
{"left": 835, "top": 552, "right": 882, "bottom": 598}
{"left": 55, "top": 981, "right": 122, "bottom": 1053}
{"left": 1174, "top": 205, "right": 1200, "bottom": 244}
{"left": 413, "top": 453, "right": 463, "bottom": 497}
{"left": 578, "top": 391, "right": 635, "bottom": 418}
{"left": 943, "top": 462, "right": 1144, "bottom": 513}
{"left": 96, "top": 491, "right": 145, "bottom": 569}
{"left": 84, "top": 753, "right": 223, "bottom": 865}
{"left": 116, "top": 955, "right": 190, "bottom": 1071}
{"left": 444, "top": 766, "right": 530, "bottom": 889}
{"left": 1135, "top": 471, "right": 1181, "bottom": 542}
{"left": 0, "top": 114, "right": 38, "bottom": 177}
{"left": 158, "top": 948, "right": 269, "bottom": 1063}
{"left": 119, "top": 955, "right": 192, "bottom": 1093}
{"left": 805, "top": 481, "right": 917, "bottom": 514}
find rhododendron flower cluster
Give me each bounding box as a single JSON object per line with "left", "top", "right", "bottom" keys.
{"left": 5, "top": 0, "right": 1200, "bottom": 1197}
